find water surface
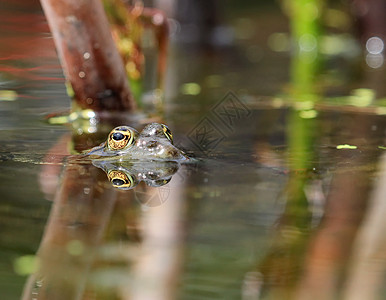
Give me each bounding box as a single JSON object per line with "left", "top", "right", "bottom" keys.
{"left": 1, "top": 1, "right": 386, "bottom": 300}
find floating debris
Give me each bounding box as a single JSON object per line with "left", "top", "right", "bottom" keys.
{"left": 0, "top": 89, "right": 17, "bottom": 101}
{"left": 180, "top": 82, "right": 201, "bottom": 95}
{"left": 336, "top": 144, "right": 358, "bottom": 150}
{"left": 299, "top": 109, "right": 318, "bottom": 119}
{"left": 48, "top": 109, "right": 96, "bottom": 124}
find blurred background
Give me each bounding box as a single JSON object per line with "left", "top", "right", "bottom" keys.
{"left": 1, "top": 0, "right": 386, "bottom": 299}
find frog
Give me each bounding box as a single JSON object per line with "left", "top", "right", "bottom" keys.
{"left": 84, "top": 123, "right": 188, "bottom": 162}
{"left": 82, "top": 123, "right": 189, "bottom": 189}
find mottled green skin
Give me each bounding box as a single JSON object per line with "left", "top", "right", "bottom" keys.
{"left": 85, "top": 123, "right": 188, "bottom": 162}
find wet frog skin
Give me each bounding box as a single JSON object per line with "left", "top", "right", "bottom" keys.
{"left": 84, "top": 123, "right": 188, "bottom": 162}
{"left": 83, "top": 123, "right": 188, "bottom": 189}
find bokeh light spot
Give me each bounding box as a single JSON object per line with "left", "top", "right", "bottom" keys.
{"left": 366, "top": 53, "right": 384, "bottom": 69}
{"left": 14, "top": 255, "right": 39, "bottom": 276}
{"left": 67, "top": 240, "right": 84, "bottom": 256}
{"left": 268, "top": 33, "right": 290, "bottom": 52}
{"left": 181, "top": 83, "right": 201, "bottom": 95}
{"left": 366, "top": 37, "right": 384, "bottom": 54}
{"left": 299, "top": 34, "right": 317, "bottom": 52}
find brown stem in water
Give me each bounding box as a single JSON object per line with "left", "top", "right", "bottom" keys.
{"left": 295, "top": 114, "right": 383, "bottom": 300}
{"left": 22, "top": 160, "right": 119, "bottom": 300}
{"left": 40, "top": 0, "right": 136, "bottom": 112}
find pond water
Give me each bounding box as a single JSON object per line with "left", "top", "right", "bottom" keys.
{"left": 1, "top": 1, "right": 386, "bottom": 300}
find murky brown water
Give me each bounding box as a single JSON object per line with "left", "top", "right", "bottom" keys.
{"left": 1, "top": 1, "right": 386, "bottom": 300}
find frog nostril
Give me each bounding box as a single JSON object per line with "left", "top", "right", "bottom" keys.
{"left": 146, "top": 140, "right": 158, "bottom": 148}
{"left": 112, "top": 132, "right": 124, "bottom": 141}
{"left": 112, "top": 178, "right": 125, "bottom": 186}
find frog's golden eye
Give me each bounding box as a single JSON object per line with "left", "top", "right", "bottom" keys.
{"left": 161, "top": 124, "right": 173, "bottom": 144}
{"left": 107, "top": 126, "right": 137, "bottom": 151}
{"left": 107, "top": 170, "right": 135, "bottom": 189}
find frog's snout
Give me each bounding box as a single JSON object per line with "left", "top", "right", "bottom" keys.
{"left": 83, "top": 144, "right": 105, "bottom": 156}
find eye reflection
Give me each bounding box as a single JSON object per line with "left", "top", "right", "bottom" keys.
{"left": 148, "top": 177, "right": 172, "bottom": 187}
{"left": 112, "top": 178, "right": 125, "bottom": 186}
{"left": 107, "top": 170, "right": 136, "bottom": 189}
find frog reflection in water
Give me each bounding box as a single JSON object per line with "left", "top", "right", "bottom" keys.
{"left": 84, "top": 123, "right": 188, "bottom": 189}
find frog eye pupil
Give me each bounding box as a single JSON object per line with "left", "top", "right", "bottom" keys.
{"left": 112, "top": 178, "right": 125, "bottom": 186}
{"left": 112, "top": 132, "right": 125, "bottom": 141}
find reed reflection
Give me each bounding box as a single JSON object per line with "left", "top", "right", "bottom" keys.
{"left": 245, "top": 0, "right": 386, "bottom": 297}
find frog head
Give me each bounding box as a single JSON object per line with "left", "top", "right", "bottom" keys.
{"left": 84, "top": 123, "right": 187, "bottom": 161}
